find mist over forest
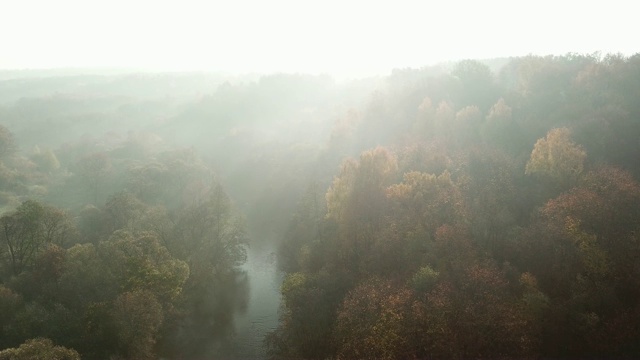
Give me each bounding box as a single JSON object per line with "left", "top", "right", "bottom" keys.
{"left": 1, "top": 53, "right": 640, "bottom": 359}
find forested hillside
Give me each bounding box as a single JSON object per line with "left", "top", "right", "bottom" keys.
{"left": 269, "top": 53, "right": 640, "bottom": 359}
{"left": 1, "top": 53, "right": 639, "bottom": 359}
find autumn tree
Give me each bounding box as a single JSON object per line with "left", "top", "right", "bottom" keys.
{"left": 384, "top": 170, "right": 466, "bottom": 272}
{"left": 517, "top": 166, "right": 640, "bottom": 356}
{"left": 325, "top": 147, "right": 398, "bottom": 272}
{"left": 525, "top": 127, "right": 586, "bottom": 188}
{"left": 334, "top": 277, "right": 416, "bottom": 359}
{"left": 413, "top": 262, "right": 537, "bottom": 359}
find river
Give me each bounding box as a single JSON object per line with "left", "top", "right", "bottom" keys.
{"left": 226, "top": 245, "right": 283, "bottom": 359}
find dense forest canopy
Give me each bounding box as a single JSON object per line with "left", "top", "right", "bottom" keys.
{"left": 1, "top": 52, "right": 640, "bottom": 359}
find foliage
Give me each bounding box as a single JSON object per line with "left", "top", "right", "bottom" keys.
{"left": 0, "top": 338, "right": 79, "bottom": 360}
{"left": 75, "top": 152, "right": 111, "bottom": 205}
{"left": 0, "top": 125, "right": 17, "bottom": 161}
{"left": 525, "top": 127, "right": 586, "bottom": 185}
{"left": 2, "top": 53, "right": 640, "bottom": 359}
{"left": 0, "top": 200, "right": 77, "bottom": 277}
{"left": 334, "top": 278, "right": 416, "bottom": 359}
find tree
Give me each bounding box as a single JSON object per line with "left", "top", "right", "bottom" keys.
{"left": 480, "top": 98, "right": 524, "bottom": 153}
{"left": 413, "top": 263, "right": 537, "bottom": 359}
{"left": 76, "top": 152, "right": 111, "bottom": 205}
{"left": 29, "top": 147, "right": 60, "bottom": 173}
{"left": 334, "top": 277, "right": 416, "bottom": 360}
{"left": 267, "top": 270, "right": 353, "bottom": 360}
{"left": 126, "top": 161, "right": 170, "bottom": 203}
{"left": 516, "top": 166, "right": 640, "bottom": 356}
{"left": 325, "top": 147, "right": 398, "bottom": 271}
{"left": 0, "top": 285, "right": 23, "bottom": 349}
{"left": 0, "top": 124, "right": 17, "bottom": 161}
{"left": 112, "top": 290, "right": 164, "bottom": 360}
{"left": 525, "top": 127, "right": 586, "bottom": 187}
{"left": 1, "top": 200, "right": 76, "bottom": 276}
{"left": 0, "top": 338, "right": 79, "bottom": 360}
{"left": 452, "top": 59, "right": 498, "bottom": 111}
{"left": 452, "top": 105, "right": 482, "bottom": 146}
{"left": 433, "top": 101, "right": 455, "bottom": 140}
{"left": 278, "top": 182, "right": 326, "bottom": 273}
{"left": 385, "top": 171, "right": 466, "bottom": 270}
{"left": 459, "top": 148, "right": 518, "bottom": 258}
{"left": 412, "top": 96, "right": 435, "bottom": 138}
{"left": 102, "top": 231, "right": 190, "bottom": 305}
{"left": 103, "top": 191, "right": 146, "bottom": 233}
{"left": 171, "top": 184, "right": 247, "bottom": 276}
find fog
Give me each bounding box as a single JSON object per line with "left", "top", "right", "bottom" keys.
{"left": 0, "top": 2, "right": 639, "bottom": 359}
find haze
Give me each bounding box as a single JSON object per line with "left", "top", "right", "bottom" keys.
{"left": 2, "top": 0, "right": 636, "bottom": 75}
{"left": 1, "top": 2, "right": 640, "bottom": 359}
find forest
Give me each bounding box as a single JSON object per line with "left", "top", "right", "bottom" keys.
{"left": 0, "top": 53, "right": 639, "bottom": 359}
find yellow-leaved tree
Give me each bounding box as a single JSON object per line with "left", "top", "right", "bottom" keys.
{"left": 525, "top": 127, "right": 586, "bottom": 186}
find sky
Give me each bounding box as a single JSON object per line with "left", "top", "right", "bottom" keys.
{"left": 1, "top": 0, "right": 637, "bottom": 76}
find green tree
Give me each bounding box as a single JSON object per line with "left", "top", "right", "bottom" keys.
{"left": 1, "top": 200, "right": 76, "bottom": 276}
{"left": 102, "top": 231, "right": 190, "bottom": 305}
{"left": 171, "top": 184, "right": 247, "bottom": 277}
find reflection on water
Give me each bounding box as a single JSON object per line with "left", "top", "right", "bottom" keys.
{"left": 167, "top": 245, "right": 282, "bottom": 359}
{"left": 230, "top": 248, "right": 283, "bottom": 359}
{"left": 204, "top": 246, "right": 282, "bottom": 359}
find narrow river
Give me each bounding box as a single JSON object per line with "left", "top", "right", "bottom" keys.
{"left": 229, "top": 246, "right": 283, "bottom": 359}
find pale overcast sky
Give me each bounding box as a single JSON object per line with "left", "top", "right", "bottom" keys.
{"left": 1, "top": 0, "right": 636, "bottom": 75}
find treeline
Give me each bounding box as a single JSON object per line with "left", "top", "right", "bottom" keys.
{"left": 270, "top": 53, "right": 640, "bottom": 359}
